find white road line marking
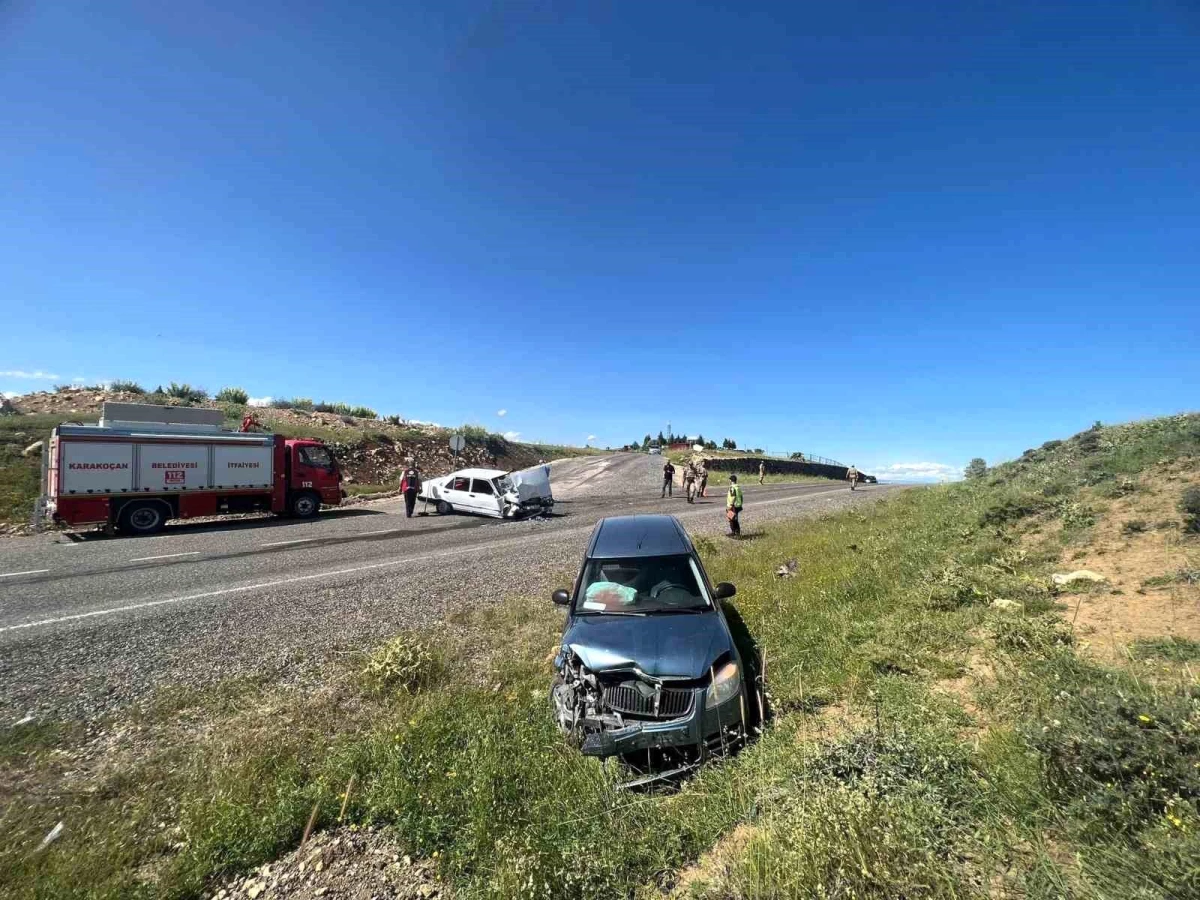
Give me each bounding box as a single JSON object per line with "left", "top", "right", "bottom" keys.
{"left": 0, "top": 534, "right": 543, "bottom": 633}
{"left": 0, "top": 570, "right": 50, "bottom": 579}
{"left": 128, "top": 552, "right": 201, "bottom": 563}
{"left": 359, "top": 529, "right": 398, "bottom": 536}
{"left": 261, "top": 538, "right": 316, "bottom": 547}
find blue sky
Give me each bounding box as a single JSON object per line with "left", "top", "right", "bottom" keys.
{"left": 2, "top": 1, "right": 1197, "bottom": 480}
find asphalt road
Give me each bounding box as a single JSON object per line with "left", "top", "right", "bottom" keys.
{"left": 0, "top": 454, "right": 894, "bottom": 720}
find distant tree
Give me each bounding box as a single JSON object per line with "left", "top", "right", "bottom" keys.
{"left": 643, "top": 434, "right": 652, "bottom": 448}
{"left": 964, "top": 458, "right": 988, "bottom": 480}
{"left": 657, "top": 431, "right": 666, "bottom": 446}
{"left": 722, "top": 438, "right": 737, "bottom": 450}
{"left": 696, "top": 434, "right": 705, "bottom": 447}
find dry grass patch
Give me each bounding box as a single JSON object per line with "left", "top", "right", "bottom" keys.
{"left": 1049, "top": 470, "right": 1200, "bottom": 661}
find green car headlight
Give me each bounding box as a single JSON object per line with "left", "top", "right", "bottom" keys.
{"left": 705, "top": 661, "right": 740, "bottom": 709}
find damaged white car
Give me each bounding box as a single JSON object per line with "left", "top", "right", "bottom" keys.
{"left": 418, "top": 465, "right": 554, "bottom": 519}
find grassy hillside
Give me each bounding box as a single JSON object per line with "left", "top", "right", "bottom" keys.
{"left": 2, "top": 414, "right": 1197, "bottom": 898}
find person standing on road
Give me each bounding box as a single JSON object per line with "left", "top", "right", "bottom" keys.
{"left": 400, "top": 458, "right": 422, "bottom": 517}
{"left": 758, "top": 461, "right": 766, "bottom": 485}
{"left": 683, "top": 461, "right": 697, "bottom": 503}
{"left": 726, "top": 475, "right": 744, "bottom": 536}
{"left": 662, "top": 460, "right": 676, "bottom": 498}
{"left": 846, "top": 465, "right": 859, "bottom": 491}
{"left": 697, "top": 460, "right": 708, "bottom": 498}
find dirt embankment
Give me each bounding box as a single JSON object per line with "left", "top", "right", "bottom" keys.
{"left": 1047, "top": 464, "right": 1200, "bottom": 660}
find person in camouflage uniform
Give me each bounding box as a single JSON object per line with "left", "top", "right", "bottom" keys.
{"left": 682, "top": 461, "right": 697, "bottom": 503}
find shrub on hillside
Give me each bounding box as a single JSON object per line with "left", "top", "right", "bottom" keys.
{"left": 964, "top": 458, "right": 987, "bottom": 480}
{"left": 978, "top": 493, "right": 1047, "bottom": 528}
{"left": 1179, "top": 486, "right": 1200, "bottom": 534}
{"left": 460, "top": 424, "right": 489, "bottom": 442}
{"left": 310, "top": 401, "right": 377, "bottom": 419}
{"left": 166, "top": 382, "right": 208, "bottom": 404}
{"left": 215, "top": 387, "right": 249, "bottom": 405}
{"left": 1055, "top": 499, "right": 1096, "bottom": 530}
{"left": 109, "top": 380, "right": 145, "bottom": 394}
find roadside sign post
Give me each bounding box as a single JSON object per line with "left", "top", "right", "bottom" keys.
{"left": 449, "top": 433, "right": 466, "bottom": 460}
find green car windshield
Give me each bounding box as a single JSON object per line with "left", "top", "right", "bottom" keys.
{"left": 576, "top": 554, "right": 710, "bottom": 615}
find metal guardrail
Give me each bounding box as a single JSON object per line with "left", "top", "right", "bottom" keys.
{"left": 754, "top": 451, "right": 845, "bottom": 467}
{"left": 786, "top": 452, "right": 845, "bottom": 467}
{"left": 665, "top": 444, "right": 846, "bottom": 468}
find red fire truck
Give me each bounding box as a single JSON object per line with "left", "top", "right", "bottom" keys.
{"left": 42, "top": 403, "right": 344, "bottom": 535}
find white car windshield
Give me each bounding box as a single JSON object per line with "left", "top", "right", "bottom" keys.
{"left": 576, "top": 555, "right": 710, "bottom": 615}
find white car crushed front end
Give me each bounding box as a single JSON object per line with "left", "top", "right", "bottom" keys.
{"left": 498, "top": 465, "right": 554, "bottom": 518}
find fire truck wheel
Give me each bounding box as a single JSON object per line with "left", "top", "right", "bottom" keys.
{"left": 291, "top": 491, "right": 321, "bottom": 518}
{"left": 120, "top": 501, "right": 168, "bottom": 536}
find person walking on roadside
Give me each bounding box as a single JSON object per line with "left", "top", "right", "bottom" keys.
{"left": 683, "top": 461, "right": 697, "bottom": 503}
{"left": 846, "top": 464, "right": 859, "bottom": 491}
{"left": 726, "top": 475, "right": 744, "bottom": 536}
{"left": 697, "top": 460, "right": 708, "bottom": 498}
{"left": 661, "top": 460, "right": 676, "bottom": 498}
{"left": 758, "top": 460, "right": 766, "bottom": 485}
{"left": 400, "top": 458, "right": 422, "bottom": 517}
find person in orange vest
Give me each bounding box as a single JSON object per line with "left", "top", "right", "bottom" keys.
{"left": 400, "top": 458, "right": 422, "bottom": 517}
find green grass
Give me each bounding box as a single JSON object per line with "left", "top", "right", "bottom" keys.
{"left": 0, "top": 413, "right": 66, "bottom": 523}
{"left": 1129, "top": 635, "right": 1200, "bottom": 662}
{"left": 3, "top": 414, "right": 1198, "bottom": 899}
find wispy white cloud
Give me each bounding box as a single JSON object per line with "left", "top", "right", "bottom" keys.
{"left": 247, "top": 396, "right": 273, "bottom": 407}
{"left": 502, "top": 430, "right": 521, "bottom": 440}
{"left": 0, "top": 369, "right": 59, "bottom": 380}
{"left": 496, "top": 409, "right": 507, "bottom": 417}
{"left": 587, "top": 434, "right": 597, "bottom": 443}
{"left": 2, "top": 391, "right": 18, "bottom": 399}
{"left": 870, "top": 462, "right": 962, "bottom": 483}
